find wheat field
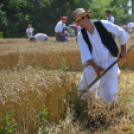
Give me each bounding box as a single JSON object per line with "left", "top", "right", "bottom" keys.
{"left": 0, "top": 36, "right": 134, "bottom": 71}
{"left": 0, "top": 35, "right": 134, "bottom": 134}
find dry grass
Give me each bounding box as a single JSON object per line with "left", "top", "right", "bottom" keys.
{"left": 0, "top": 35, "right": 134, "bottom": 71}
{"left": 0, "top": 66, "right": 78, "bottom": 133}
{"left": 0, "top": 35, "right": 134, "bottom": 133}
{"left": 0, "top": 68, "right": 134, "bottom": 133}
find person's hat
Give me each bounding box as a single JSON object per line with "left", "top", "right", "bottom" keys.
{"left": 72, "top": 8, "right": 92, "bottom": 24}
{"left": 61, "top": 16, "right": 67, "bottom": 20}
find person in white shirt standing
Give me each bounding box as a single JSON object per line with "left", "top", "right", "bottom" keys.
{"left": 55, "top": 16, "right": 69, "bottom": 42}
{"left": 72, "top": 8, "right": 130, "bottom": 102}
{"left": 106, "top": 10, "right": 115, "bottom": 24}
{"left": 30, "top": 33, "right": 48, "bottom": 42}
{"left": 26, "top": 25, "right": 35, "bottom": 38}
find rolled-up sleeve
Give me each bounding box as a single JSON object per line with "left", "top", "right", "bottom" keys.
{"left": 101, "top": 20, "right": 130, "bottom": 45}
{"left": 55, "top": 21, "right": 63, "bottom": 33}
{"left": 77, "top": 32, "right": 93, "bottom": 65}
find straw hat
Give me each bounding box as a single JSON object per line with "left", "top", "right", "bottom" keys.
{"left": 72, "top": 8, "right": 92, "bottom": 24}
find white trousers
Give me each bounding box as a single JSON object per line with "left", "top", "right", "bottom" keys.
{"left": 78, "top": 54, "right": 118, "bottom": 102}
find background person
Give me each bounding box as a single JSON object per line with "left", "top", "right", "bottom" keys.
{"left": 55, "top": 16, "right": 69, "bottom": 42}
{"left": 106, "top": 10, "right": 114, "bottom": 24}
{"left": 26, "top": 24, "right": 35, "bottom": 38}
{"left": 30, "top": 33, "right": 48, "bottom": 42}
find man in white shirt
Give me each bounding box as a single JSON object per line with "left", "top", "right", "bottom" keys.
{"left": 30, "top": 33, "right": 49, "bottom": 42}
{"left": 26, "top": 25, "right": 35, "bottom": 38}
{"left": 55, "top": 16, "right": 69, "bottom": 42}
{"left": 72, "top": 8, "right": 130, "bottom": 102}
{"left": 106, "top": 10, "right": 115, "bottom": 24}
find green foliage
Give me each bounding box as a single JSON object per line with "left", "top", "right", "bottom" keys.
{"left": 0, "top": 0, "right": 133, "bottom": 37}
{"left": 0, "top": 112, "right": 18, "bottom": 134}
{"left": 130, "top": 125, "right": 134, "bottom": 131}
{"left": 59, "top": 57, "right": 69, "bottom": 71}
{"left": 39, "top": 109, "right": 49, "bottom": 120}
{"left": 0, "top": 0, "right": 91, "bottom": 38}
{"left": 0, "top": 32, "right": 4, "bottom": 38}
{"left": 89, "top": 0, "right": 113, "bottom": 20}
{"left": 90, "top": 0, "right": 134, "bottom": 25}
{"left": 125, "top": 67, "right": 129, "bottom": 72}
{"left": 100, "top": 128, "right": 108, "bottom": 134}
{"left": 39, "top": 109, "right": 49, "bottom": 130}
{"left": 60, "top": 121, "right": 65, "bottom": 126}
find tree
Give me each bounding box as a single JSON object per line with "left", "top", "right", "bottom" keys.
{"left": 2, "top": 0, "right": 133, "bottom": 38}
{"left": 0, "top": 0, "right": 92, "bottom": 37}
{"left": 0, "top": 0, "right": 31, "bottom": 37}
{"left": 89, "top": 0, "right": 134, "bottom": 25}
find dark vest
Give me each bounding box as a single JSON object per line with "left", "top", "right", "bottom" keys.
{"left": 81, "top": 20, "right": 119, "bottom": 57}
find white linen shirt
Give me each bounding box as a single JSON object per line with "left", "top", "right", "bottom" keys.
{"left": 26, "top": 28, "right": 33, "bottom": 34}
{"left": 34, "top": 33, "right": 47, "bottom": 42}
{"left": 77, "top": 20, "right": 130, "bottom": 65}
{"left": 107, "top": 15, "right": 115, "bottom": 24}
{"left": 26, "top": 28, "right": 34, "bottom": 38}
{"left": 55, "top": 20, "right": 65, "bottom": 33}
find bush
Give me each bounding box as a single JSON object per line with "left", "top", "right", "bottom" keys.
{"left": 0, "top": 32, "right": 3, "bottom": 38}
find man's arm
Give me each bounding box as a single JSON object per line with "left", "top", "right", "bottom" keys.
{"left": 77, "top": 32, "right": 104, "bottom": 78}
{"left": 101, "top": 20, "right": 130, "bottom": 59}
{"left": 32, "top": 27, "right": 35, "bottom": 31}
{"left": 120, "top": 44, "right": 127, "bottom": 58}
{"left": 57, "top": 32, "right": 64, "bottom": 36}
{"left": 55, "top": 22, "right": 63, "bottom": 35}
{"left": 87, "top": 59, "right": 105, "bottom": 78}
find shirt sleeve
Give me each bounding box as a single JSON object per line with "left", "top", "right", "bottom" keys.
{"left": 55, "top": 22, "right": 63, "bottom": 33}
{"left": 26, "top": 28, "right": 28, "bottom": 33}
{"left": 101, "top": 20, "right": 130, "bottom": 45}
{"left": 77, "top": 32, "right": 93, "bottom": 65}
{"left": 110, "top": 17, "right": 114, "bottom": 24}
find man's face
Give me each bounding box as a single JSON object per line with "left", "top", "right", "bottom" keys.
{"left": 106, "top": 12, "right": 110, "bottom": 17}
{"left": 75, "top": 15, "right": 88, "bottom": 28}
{"left": 62, "top": 19, "right": 67, "bottom": 24}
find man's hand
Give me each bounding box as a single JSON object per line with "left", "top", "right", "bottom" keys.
{"left": 87, "top": 59, "right": 105, "bottom": 78}
{"left": 94, "top": 65, "right": 105, "bottom": 78}
{"left": 57, "top": 32, "right": 64, "bottom": 36}
{"left": 120, "top": 44, "right": 127, "bottom": 58}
